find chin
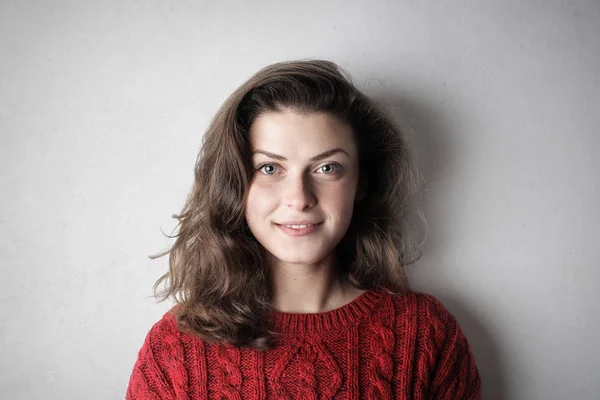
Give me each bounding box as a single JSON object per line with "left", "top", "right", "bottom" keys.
{"left": 268, "top": 247, "right": 335, "bottom": 266}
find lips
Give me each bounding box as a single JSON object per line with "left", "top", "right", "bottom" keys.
{"left": 276, "top": 221, "right": 322, "bottom": 227}
{"left": 277, "top": 222, "right": 320, "bottom": 227}
{"left": 275, "top": 221, "right": 323, "bottom": 236}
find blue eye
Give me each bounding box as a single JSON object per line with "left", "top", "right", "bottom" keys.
{"left": 319, "top": 163, "right": 342, "bottom": 174}
{"left": 256, "top": 163, "right": 277, "bottom": 175}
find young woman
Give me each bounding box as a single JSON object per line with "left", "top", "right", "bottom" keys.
{"left": 126, "top": 60, "right": 481, "bottom": 399}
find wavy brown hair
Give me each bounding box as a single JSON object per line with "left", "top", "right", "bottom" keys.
{"left": 151, "top": 59, "right": 425, "bottom": 350}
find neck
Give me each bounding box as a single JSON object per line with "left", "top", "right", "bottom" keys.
{"left": 268, "top": 252, "right": 359, "bottom": 313}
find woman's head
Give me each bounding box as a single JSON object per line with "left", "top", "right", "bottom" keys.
{"left": 245, "top": 109, "right": 361, "bottom": 269}
{"left": 153, "top": 59, "right": 424, "bottom": 348}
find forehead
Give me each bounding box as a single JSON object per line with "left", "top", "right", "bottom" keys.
{"left": 248, "top": 109, "right": 357, "bottom": 156}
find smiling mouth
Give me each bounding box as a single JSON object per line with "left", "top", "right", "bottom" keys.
{"left": 275, "top": 221, "right": 323, "bottom": 227}
{"left": 275, "top": 222, "right": 323, "bottom": 236}
{"left": 279, "top": 223, "right": 317, "bottom": 229}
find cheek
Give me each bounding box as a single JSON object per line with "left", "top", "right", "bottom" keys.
{"left": 336, "top": 197, "right": 356, "bottom": 225}
{"left": 325, "top": 184, "right": 357, "bottom": 221}
{"left": 335, "top": 177, "right": 359, "bottom": 203}
{"left": 245, "top": 184, "right": 275, "bottom": 222}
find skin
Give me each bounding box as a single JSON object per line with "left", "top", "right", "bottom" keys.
{"left": 245, "top": 108, "right": 366, "bottom": 313}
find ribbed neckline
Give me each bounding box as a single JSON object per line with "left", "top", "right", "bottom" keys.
{"left": 269, "top": 288, "right": 386, "bottom": 335}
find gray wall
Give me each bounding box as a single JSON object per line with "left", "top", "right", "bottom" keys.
{"left": 1, "top": 0, "right": 599, "bottom": 399}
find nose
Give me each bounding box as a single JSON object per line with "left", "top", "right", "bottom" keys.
{"left": 282, "top": 172, "right": 316, "bottom": 211}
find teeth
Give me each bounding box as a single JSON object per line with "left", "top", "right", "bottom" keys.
{"left": 285, "top": 224, "right": 311, "bottom": 229}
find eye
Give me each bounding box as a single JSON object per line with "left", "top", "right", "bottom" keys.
{"left": 318, "top": 163, "right": 343, "bottom": 175}
{"left": 256, "top": 163, "right": 278, "bottom": 175}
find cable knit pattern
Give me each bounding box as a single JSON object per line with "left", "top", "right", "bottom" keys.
{"left": 213, "top": 345, "right": 243, "bottom": 400}
{"left": 294, "top": 341, "right": 318, "bottom": 399}
{"left": 127, "top": 290, "right": 482, "bottom": 399}
{"left": 367, "top": 297, "right": 395, "bottom": 399}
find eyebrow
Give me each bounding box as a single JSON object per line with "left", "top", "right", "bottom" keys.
{"left": 252, "top": 148, "right": 350, "bottom": 162}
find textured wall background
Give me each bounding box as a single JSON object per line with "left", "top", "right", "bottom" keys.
{"left": 1, "top": 0, "right": 599, "bottom": 398}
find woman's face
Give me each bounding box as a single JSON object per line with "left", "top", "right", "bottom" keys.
{"left": 244, "top": 108, "right": 361, "bottom": 267}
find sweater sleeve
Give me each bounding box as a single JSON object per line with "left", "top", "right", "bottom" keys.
{"left": 126, "top": 312, "right": 189, "bottom": 400}
{"left": 421, "top": 295, "right": 482, "bottom": 400}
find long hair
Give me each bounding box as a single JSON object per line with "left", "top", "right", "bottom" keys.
{"left": 151, "top": 59, "right": 425, "bottom": 350}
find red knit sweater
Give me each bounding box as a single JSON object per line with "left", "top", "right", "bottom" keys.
{"left": 127, "top": 290, "right": 481, "bottom": 399}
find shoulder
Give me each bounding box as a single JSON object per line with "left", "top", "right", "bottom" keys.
{"left": 133, "top": 306, "right": 189, "bottom": 365}
{"left": 384, "top": 290, "right": 481, "bottom": 398}
{"left": 388, "top": 290, "right": 461, "bottom": 329}
{"left": 126, "top": 308, "right": 190, "bottom": 399}
{"left": 138, "top": 306, "right": 195, "bottom": 368}
{"left": 144, "top": 307, "right": 182, "bottom": 343}
{"left": 380, "top": 290, "right": 470, "bottom": 352}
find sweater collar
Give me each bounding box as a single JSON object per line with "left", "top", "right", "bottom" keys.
{"left": 269, "top": 288, "right": 386, "bottom": 335}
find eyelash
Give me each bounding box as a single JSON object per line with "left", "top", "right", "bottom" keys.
{"left": 254, "top": 162, "right": 343, "bottom": 176}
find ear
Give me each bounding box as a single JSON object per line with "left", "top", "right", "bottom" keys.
{"left": 354, "top": 168, "right": 368, "bottom": 201}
